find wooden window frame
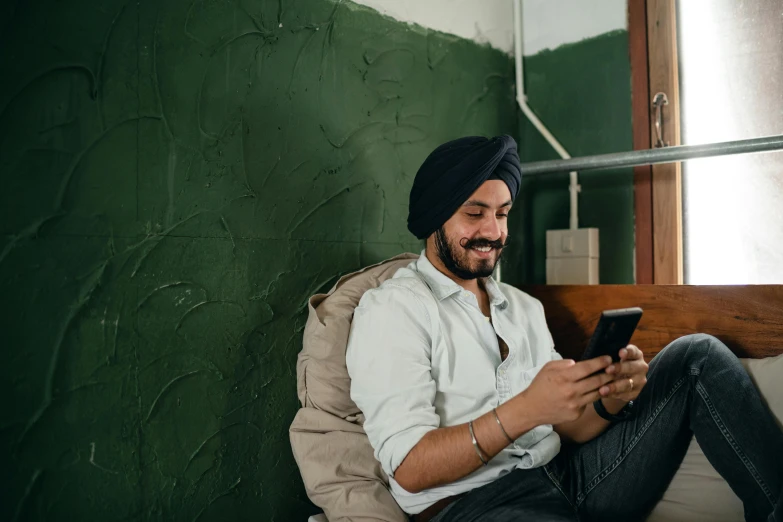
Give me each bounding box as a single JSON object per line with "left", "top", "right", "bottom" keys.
{"left": 629, "top": 0, "right": 683, "bottom": 284}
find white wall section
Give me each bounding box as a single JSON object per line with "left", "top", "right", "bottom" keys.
{"left": 351, "top": 0, "right": 627, "bottom": 55}
{"left": 520, "top": 0, "right": 627, "bottom": 55}
{"left": 351, "top": 0, "right": 515, "bottom": 53}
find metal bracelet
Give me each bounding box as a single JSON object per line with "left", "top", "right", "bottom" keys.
{"left": 468, "top": 420, "right": 488, "bottom": 465}
{"left": 493, "top": 408, "right": 515, "bottom": 445}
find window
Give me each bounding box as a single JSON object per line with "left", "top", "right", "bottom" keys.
{"left": 679, "top": 0, "right": 783, "bottom": 283}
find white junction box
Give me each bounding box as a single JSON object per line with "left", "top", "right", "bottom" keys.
{"left": 546, "top": 228, "right": 600, "bottom": 285}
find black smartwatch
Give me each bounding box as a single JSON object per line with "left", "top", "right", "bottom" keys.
{"left": 594, "top": 398, "right": 636, "bottom": 422}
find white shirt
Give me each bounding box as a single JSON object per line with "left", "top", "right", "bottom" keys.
{"left": 346, "top": 252, "right": 563, "bottom": 515}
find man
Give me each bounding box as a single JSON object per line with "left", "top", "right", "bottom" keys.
{"left": 346, "top": 135, "right": 783, "bottom": 521}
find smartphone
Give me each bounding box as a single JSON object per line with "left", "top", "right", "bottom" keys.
{"left": 581, "top": 307, "right": 643, "bottom": 362}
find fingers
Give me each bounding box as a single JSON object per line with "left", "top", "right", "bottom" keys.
{"left": 600, "top": 375, "right": 647, "bottom": 397}
{"left": 548, "top": 359, "right": 577, "bottom": 369}
{"left": 599, "top": 377, "right": 633, "bottom": 397}
{"left": 575, "top": 371, "right": 615, "bottom": 396}
{"left": 606, "top": 358, "right": 647, "bottom": 377}
{"left": 618, "top": 345, "right": 643, "bottom": 361}
{"left": 568, "top": 356, "right": 613, "bottom": 380}
{"left": 579, "top": 389, "right": 604, "bottom": 407}
{"left": 607, "top": 346, "right": 646, "bottom": 376}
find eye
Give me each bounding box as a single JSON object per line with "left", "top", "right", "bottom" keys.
{"left": 497, "top": 213, "right": 509, "bottom": 219}
{"left": 466, "top": 213, "right": 482, "bottom": 218}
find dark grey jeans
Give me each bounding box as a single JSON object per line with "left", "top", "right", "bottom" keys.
{"left": 433, "top": 334, "right": 783, "bottom": 522}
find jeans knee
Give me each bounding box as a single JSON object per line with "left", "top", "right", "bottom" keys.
{"left": 659, "top": 333, "right": 737, "bottom": 372}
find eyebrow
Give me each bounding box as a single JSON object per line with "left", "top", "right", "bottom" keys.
{"left": 462, "top": 199, "right": 513, "bottom": 209}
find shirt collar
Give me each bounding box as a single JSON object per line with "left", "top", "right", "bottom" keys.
{"left": 483, "top": 273, "right": 510, "bottom": 309}
{"left": 415, "top": 250, "right": 509, "bottom": 309}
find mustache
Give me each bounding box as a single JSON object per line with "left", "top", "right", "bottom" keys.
{"left": 459, "top": 236, "right": 512, "bottom": 250}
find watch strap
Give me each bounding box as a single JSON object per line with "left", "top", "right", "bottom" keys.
{"left": 594, "top": 398, "right": 635, "bottom": 422}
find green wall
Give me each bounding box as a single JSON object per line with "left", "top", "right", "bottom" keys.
{"left": 0, "top": 0, "right": 516, "bottom": 519}
{"left": 503, "top": 30, "right": 635, "bottom": 286}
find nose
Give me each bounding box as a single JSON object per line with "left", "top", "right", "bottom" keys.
{"left": 479, "top": 215, "right": 503, "bottom": 240}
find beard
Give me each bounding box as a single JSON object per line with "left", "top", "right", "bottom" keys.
{"left": 434, "top": 226, "right": 509, "bottom": 280}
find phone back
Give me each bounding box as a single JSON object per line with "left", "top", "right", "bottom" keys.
{"left": 583, "top": 308, "right": 643, "bottom": 361}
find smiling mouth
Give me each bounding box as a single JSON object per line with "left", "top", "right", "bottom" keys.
{"left": 471, "top": 246, "right": 493, "bottom": 253}
{"left": 467, "top": 246, "right": 498, "bottom": 258}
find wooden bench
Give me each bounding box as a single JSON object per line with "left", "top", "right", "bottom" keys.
{"left": 520, "top": 285, "right": 783, "bottom": 360}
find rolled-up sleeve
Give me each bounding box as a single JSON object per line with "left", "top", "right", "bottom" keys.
{"left": 346, "top": 284, "right": 439, "bottom": 478}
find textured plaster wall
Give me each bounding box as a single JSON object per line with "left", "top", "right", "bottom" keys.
{"left": 0, "top": 0, "right": 516, "bottom": 519}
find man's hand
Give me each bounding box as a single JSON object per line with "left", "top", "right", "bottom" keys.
{"left": 520, "top": 356, "right": 616, "bottom": 426}
{"left": 548, "top": 346, "right": 648, "bottom": 445}
{"left": 599, "top": 345, "right": 648, "bottom": 402}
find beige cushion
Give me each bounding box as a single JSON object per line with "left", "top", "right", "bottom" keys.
{"left": 290, "top": 253, "right": 418, "bottom": 522}
{"left": 647, "top": 353, "right": 783, "bottom": 522}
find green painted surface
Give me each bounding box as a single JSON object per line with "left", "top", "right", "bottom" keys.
{"left": 503, "top": 30, "right": 635, "bottom": 286}
{"left": 0, "top": 0, "right": 516, "bottom": 519}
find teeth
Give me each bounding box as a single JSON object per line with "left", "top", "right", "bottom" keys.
{"left": 473, "top": 246, "right": 492, "bottom": 252}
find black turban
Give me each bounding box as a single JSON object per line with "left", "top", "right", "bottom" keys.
{"left": 407, "top": 135, "right": 522, "bottom": 240}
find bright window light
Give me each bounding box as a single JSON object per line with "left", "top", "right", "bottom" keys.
{"left": 678, "top": 0, "right": 783, "bottom": 284}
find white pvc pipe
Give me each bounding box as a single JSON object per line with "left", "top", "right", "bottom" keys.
{"left": 512, "top": 0, "right": 580, "bottom": 230}
{"left": 568, "top": 172, "right": 579, "bottom": 231}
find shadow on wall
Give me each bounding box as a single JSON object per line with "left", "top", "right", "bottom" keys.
{"left": 0, "top": 0, "right": 515, "bottom": 519}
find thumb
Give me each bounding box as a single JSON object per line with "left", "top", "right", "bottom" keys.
{"left": 547, "top": 358, "right": 576, "bottom": 369}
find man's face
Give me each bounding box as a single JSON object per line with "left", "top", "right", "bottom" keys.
{"left": 433, "top": 180, "right": 512, "bottom": 280}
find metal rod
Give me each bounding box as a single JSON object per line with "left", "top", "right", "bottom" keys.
{"left": 519, "top": 134, "right": 783, "bottom": 175}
